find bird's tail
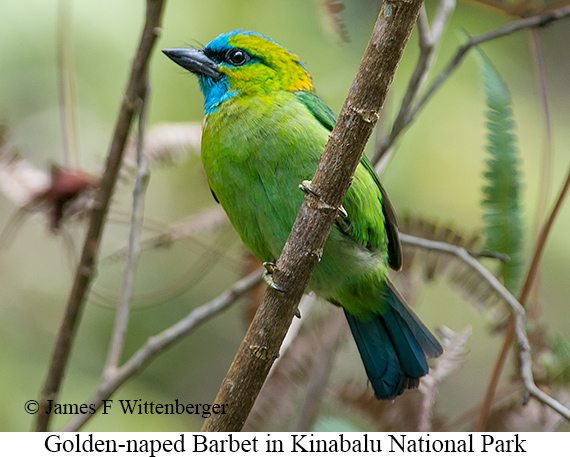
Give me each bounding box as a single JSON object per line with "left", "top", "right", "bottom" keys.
{"left": 344, "top": 280, "right": 443, "bottom": 399}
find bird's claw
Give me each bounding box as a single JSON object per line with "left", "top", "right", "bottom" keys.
{"left": 299, "top": 180, "right": 319, "bottom": 197}
{"left": 262, "top": 262, "right": 285, "bottom": 293}
{"left": 299, "top": 180, "right": 348, "bottom": 221}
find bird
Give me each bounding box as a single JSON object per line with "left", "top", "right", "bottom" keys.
{"left": 163, "top": 30, "right": 442, "bottom": 399}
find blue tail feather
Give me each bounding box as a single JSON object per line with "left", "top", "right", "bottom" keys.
{"left": 385, "top": 280, "right": 443, "bottom": 359}
{"left": 344, "top": 281, "right": 442, "bottom": 400}
{"left": 344, "top": 308, "right": 406, "bottom": 399}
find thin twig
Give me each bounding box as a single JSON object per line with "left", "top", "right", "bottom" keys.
{"left": 418, "top": 326, "right": 471, "bottom": 432}
{"left": 528, "top": 27, "right": 553, "bottom": 325}
{"left": 400, "top": 234, "right": 525, "bottom": 313}
{"left": 295, "top": 310, "right": 347, "bottom": 432}
{"left": 373, "top": 0, "right": 455, "bottom": 167}
{"left": 407, "top": 5, "right": 570, "bottom": 125}
{"left": 125, "top": 207, "right": 228, "bottom": 256}
{"left": 35, "top": 0, "right": 166, "bottom": 432}
{"left": 91, "top": 221, "right": 239, "bottom": 310}
{"left": 100, "top": 207, "right": 229, "bottom": 268}
{"left": 474, "top": 323, "right": 513, "bottom": 432}
{"left": 104, "top": 78, "right": 150, "bottom": 373}
{"left": 201, "top": 1, "right": 425, "bottom": 432}
{"left": 476, "top": 155, "right": 570, "bottom": 430}
{"left": 60, "top": 268, "right": 263, "bottom": 432}
{"left": 467, "top": 250, "right": 510, "bottom": 262}
{"left": 435, "top": 385, "right": 516, "bottom": 431}
{"left": 400, "top": 233, "right": 570, "bottom": 422}
{"left": 543, "top": 397, "right": 570, "bottom": 432}
{"left": 56, "top": 0, "right": 80, "bottom": 169}
{"left": 376, "top": 4, "right": 570, "bottom": 165}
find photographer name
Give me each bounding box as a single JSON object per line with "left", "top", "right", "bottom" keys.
{"left": 45, "top": 399, "right": 228, "bottom": 418}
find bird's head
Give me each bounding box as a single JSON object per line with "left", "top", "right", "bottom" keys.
{"left": 163, "top": 30, "right": 314, "bottom": 113}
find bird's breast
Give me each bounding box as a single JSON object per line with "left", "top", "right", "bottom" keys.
{"left": 200, "top": 92, "right": 328, "bottom": 261}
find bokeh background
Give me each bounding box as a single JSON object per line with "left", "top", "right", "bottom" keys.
{"left": 0, "top": 0, "right": 569, "bottom": 431}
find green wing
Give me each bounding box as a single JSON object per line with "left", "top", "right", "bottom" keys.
{"left": 359, "top": 154, "right": 402, "bottom": 270}
{"left": 295, "top": 90, "right": 337, "bottom": 131}
{"left": 295, "top": 91, "right": 402, "bottom": 270}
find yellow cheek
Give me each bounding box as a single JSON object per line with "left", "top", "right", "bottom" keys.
{"left": 220, "top": 60, "right": 314, "bottom": 93}
{"left": 222, "top": 66, "right": 280, "bottom": 92}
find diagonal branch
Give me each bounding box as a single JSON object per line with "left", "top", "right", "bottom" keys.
{"left": 528, "top": 27, "right": 552, "bottom": 325}
{"left": 476, "top": 151, "right": 570, "bottom": 430}
{"left": 374, "top": 0, "right": 455, "bottom": 167}
{"left": 60, "top": 268, "right": 263, "bottom": 432}
{"left": 56, "top": 0, "right": 80, "bottom": 169}
{"left": 35, "top": 0, "right": 166, "bottom": 432}
{"left": 407, "top": 4, "right": 570, "bottom": 127}
{"left": 200, "top": 0, "right": 426, "bottom": 432}
{"left": 374, "top": 4, "right": 570, "bottom": 166}
{"left": 104, "top": 76, "right": 150, "bottom": 374}
{"left": 400, "top": 233, "right": 570, "bottom": 422}
{"left": 294, "top": 309, "right": 347, "bottom": 432}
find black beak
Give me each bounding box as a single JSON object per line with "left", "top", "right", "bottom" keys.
{"left": 162, "top": 48, "right": 222, "bottom": 81}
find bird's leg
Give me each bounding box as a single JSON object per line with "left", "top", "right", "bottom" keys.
{"left": 299, "top": 180, "right": 349, "bottom": 232}
{"left": 262, "top": 261, "right": 285, "bottom": 293}
{"left": 262, "top": 262, "right": 301, "bottom": 318}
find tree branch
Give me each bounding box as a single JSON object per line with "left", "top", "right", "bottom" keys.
{"left": 374, "top": 0, "right": 455, "bottom": 167}
{"left": 294, "top": 309, "right": 347, "bottom": 432}
{"left": 56, "top": 0, "right": 80, "bottom": 169}
{"left": 200, "top": 0, "right": 425, "bottom": 432}
{"left": 60, "top": 268, "right": 263, "bottom": 432}
{"left": 35, "top": 0, "right": 166, "bottom": 432}
{"left": 528, "top": 27, "right": 552, "bottom": 325}
{"left": 476, "top": 150, "right": 570, "bottom": 430}
{"left": 104, "top": 78, "right": 150, "bottom": 374}
{"left": 400, "top": 233, "right": 570, "bottom": 422}
{"left": 374, "top": 4, "right": 570, "bottom": 166}
{"left": 418, "top": 326, "right": 471, "bottom": 432}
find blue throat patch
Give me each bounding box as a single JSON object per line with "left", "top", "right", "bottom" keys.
{"left": 199, "top": 75, "right": 235, "bottom": 114}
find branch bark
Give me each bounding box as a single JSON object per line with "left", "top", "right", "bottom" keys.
{"left": 35, "top": 0, "right": 166, "bottom": 432}
{"left": 200, "top": 0, "right": 425, "bottom": 432}
{"left": 400, "top": 233, "right": 570, "bottom": 423}
{"left": 104, "top": 78, "right": 150, "bottom": 374}
{"left": 373, "top": 4, "right": 570, "bottom": 166}
{"left": 60, "top": 269, "right": 263, "bottom": 432}
{"left": 374, "top": 0, "right": 455, "bottom": 167}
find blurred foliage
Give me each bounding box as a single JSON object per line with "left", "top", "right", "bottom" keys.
{"left": 396, "top": 215, "right": 510, "bottom": 318}
{"left": 479, "top": 51, "right": 524, "bottom": 293}
{"left": 0, "top": 0, "right": 569, "bottom": 432}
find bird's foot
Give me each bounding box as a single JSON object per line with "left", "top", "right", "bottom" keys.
{"left": 262, "top": 263, "right": 301, "bottom": 316}
{"left": 299, "top": 180, "right": 319, "bottom": 197}
{"left": 299, "top": 180, "right": 348, "bottom": 224}
{"left": 335, "top": 206, "right": 350, "bottom": 233}
{"left": 262, "top": 262, "right": 285, "bottom": 293}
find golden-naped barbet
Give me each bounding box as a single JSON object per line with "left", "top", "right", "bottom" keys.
{"left": 163, "top": 30, "right": 442, "bottom": 399}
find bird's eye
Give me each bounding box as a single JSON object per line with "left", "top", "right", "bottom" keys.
{"left": 225, "top": 48, "right": 250, "bottom": 66}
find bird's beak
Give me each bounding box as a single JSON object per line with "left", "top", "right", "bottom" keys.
{"left": 162, "top": 48, "right": 222, "bottom": 81}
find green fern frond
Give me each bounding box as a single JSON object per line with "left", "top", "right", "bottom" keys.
{"left": 478, "top": 51, "right": 524, "bottom": 294}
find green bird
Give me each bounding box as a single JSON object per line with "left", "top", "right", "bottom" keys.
{"left": 163, "top": 30, "right": 442, "bottom": 399}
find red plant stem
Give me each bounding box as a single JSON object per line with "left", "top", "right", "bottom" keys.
{"left": 476, "top": 157, "right": 570, "bottom": 431}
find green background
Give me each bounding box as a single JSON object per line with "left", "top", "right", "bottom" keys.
{"left": 0, "top": 0, "right": 569, "bottom": 431}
